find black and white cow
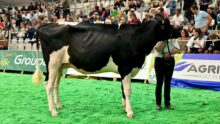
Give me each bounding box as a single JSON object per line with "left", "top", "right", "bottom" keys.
{"left": 33, "top": 15, "right": 180, "bottom": 118}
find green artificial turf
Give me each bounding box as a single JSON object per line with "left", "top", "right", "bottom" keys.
{"left": 0, "top": 72, "right": 220, "bottom": 124}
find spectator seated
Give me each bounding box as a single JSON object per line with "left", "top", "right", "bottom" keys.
{"left": 0, "top": 33, "right": 8, "bottom": 50}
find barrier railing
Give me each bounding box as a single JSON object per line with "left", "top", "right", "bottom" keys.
{"left": 6, "top": 31, "right": 37, "bottom": 51}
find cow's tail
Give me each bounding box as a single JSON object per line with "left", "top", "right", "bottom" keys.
{"left": 32, "top": 30, "right": 44, "bottom": 85}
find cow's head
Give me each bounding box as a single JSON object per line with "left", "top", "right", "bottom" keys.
{"left": 154, "top": 14, "right": 180, "bottom": 41}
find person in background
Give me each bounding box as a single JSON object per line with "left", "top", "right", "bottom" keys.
{"left": 90, "top": 12, "right": 99, "bottom": 23}
{"left": 92, "top": 2, "right": 99, "bottom": 12}
{"left": 1, "top": 15, "right": 10, "bottom": 39}
{"left": 138, "top": 1, "right": 148, "bottom": 21}
{"left": 169, "top": 0, "right": 177, "bottom": 16}
{"left": 187, "top": 22, "right": 195, "bottom": 36}
{"left": 105, "top": 4, "right": 111, "bottom": 18}
{"left": 16, "top": 11, "right": 23, "bottom": 29}
{"left": 119, "top": 11, "right": 128, "bottom": 22}
{"left": 158, "top": 7, "right": 169, "bottom": 18}
{"left": 205, "top": 32, "right": 220, "bottom": 54}
{"left": 54, "top": 3, "right": 62, "bottom": 19}
{"left": 186, "top": 28, "right": 205, "bottom": 53}
{"left": 111, "top": 7, "right": 119, "bottom": 18}
{"left": 17, "top": 22, "right": 26, "bottom": 38}
{"left": 99, "top": 3, "right": 105, "bottom": 12}
{"left": 0, "top": 33, "right": 8, "bottom": 50}
{"left": 217, "top": 9, "right": 220, "bottom": 30}
{"left": 201, "top": 26, "right": 208, "bottom": 40}
{"left": 128, "top": 1, "right": 137, "bottom": 10}
{"left": 11, "top": 18, "right": 18, "bottom": 33}
{"left": 191, "top": 5, "right": 212, "bottom": 29}
{"left": 111, "top": 16, "right": 119, "bottom": 24}
{"left": 51, "top": 15, "right": 58, "bottom": 24}
{"left": 183, "top": 0, "right": 195, "bottom": 22}
{"left": 216, "top": 0, "right": 220, "bottom": 10}
{"left": 62, "top": 0, "right": 70, "bottom": 18}
{"left": 42, "top": 18, "right": 49, "bottom": 23}
{"left": 28, "top": 2, "right": 36, "bottom": 11}
{"left": 105, "top": 16, "right": 112, "bottom": 24}
{"left": 99, "top": 7, "right": 106, "bottom": 21}
{"left": 26, "top": 22, "right": 36, "bottom": 39}
{"left": 94, "top": 15, "right": 103, "bottom": 24}
{"left": 57, "top": 14, "right": 65, "bottom": 22}
{"left": 199, "top": 0, "right": 211, "bottom": 11}
{"left": 29, "top": 12, "right": 36, "bottom": 22}
{"left": 119, "top": 16, "right": 127, "bottom": 24}
{"left": 178, "top": 29, "right": 190, "bottom": 52}
{"left": 128, "top": 8, "right": 136, "bottom": 21}
{"left": 114, "top": 0, "right": 125, "bottom": 10}
{"left": 0, "top": 12, "right": 4, "bottom": 24}
{"left": 89, "top": 7, "right": 96, "bottom": 17}
{"left": 136, "top": 0, "right": 142, "bottom": 9}
{"left": 171, "top": 8, "right": 185, "bottom": 30}
{"left": 20, "top": 6, "right": 27, "bottom": 12}
{"left": 212, "top": 40, "right": 220, "bottom": 54}
{"left": 79, "top": 8, "right": 86, "bottom": 19}
{"left": 154, "top": 40, "right": 180, "bottom": 110}
{"left": 207, "top": 7, "right": 217, "bottom": 29}
{"left": 142, "top": 13, "right": 151, "bottom": 23}
{"left": 66, "top": 15, "right": 73, "bottom": 22}
{"left": 128, "top": 14, "right": 141, "bottom": 24}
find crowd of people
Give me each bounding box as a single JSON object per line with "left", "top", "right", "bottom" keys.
{"left": 0, "top": 0, "right": 220, "bottom": 53}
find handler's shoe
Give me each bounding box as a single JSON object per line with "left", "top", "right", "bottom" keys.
{"left": 156, "top": 105, "right": 162, "bottom": 110}
{"left": 165, "top": 105, "right": 174, "bottom": 110}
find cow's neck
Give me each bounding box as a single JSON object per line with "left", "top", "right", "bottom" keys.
{"left": 136, "top": 22, "right": 159, "bottom": 55}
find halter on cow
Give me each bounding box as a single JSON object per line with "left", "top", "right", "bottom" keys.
{"left": 32, "top": 15, "right": 180, "bottom": 118}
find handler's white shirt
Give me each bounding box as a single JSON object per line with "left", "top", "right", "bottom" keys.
{"left": 154, "top": 39, "right": 180, "bottom": 58}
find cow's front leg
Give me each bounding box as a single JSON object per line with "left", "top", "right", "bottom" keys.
{"left": 122, "top": 74, "right": 134, "bottom": 118}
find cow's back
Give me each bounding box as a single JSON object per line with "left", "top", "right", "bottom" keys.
{"left": 66, "top": 24, "right": 120, "bottom": 72}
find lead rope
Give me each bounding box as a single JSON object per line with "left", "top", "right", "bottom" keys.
{"left": 166, "top": 40, "right": 172, "bottom": 65}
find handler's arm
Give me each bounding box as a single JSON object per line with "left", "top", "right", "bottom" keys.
{"left": 155, "top": 41, "right": 166, "bottom": 52}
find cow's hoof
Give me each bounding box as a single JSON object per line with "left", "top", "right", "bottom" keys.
{"left": 57, "top": 104, "right": 63, "bottom": 109}
{"left": 51, "top": 110, "right": 58, "bottom": 117}
{"left": 127, "top": 112, "right": 134, "bottom": 118}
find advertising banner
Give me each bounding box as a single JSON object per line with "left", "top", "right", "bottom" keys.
{"left": 172, "top": 54, "right": 220, "bottom": 91}
{"left": 0, "top": 50, "right": 46, "bottom": 72}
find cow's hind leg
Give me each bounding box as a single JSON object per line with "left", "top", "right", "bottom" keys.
{"left": 46, "top": 54, "right": 63, "bottom": 116}
{"left": 121, "top": 84, "right": 126, "bottom": 111}
{"left": 121, "top": 73, "right": 134, "bottom": 118}
{"left": 53, "top": 69, "right": 63, "bottom": 109}
{"left": 46, "top": 69, "right": 58, "bottom": 116}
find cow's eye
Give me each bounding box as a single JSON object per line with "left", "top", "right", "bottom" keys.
{"left": 161, "top": 25, "right": 165, "bottom": 30}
